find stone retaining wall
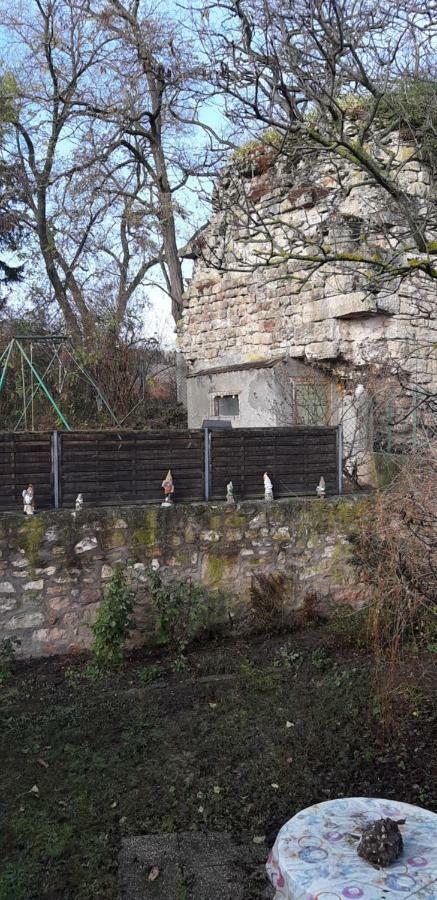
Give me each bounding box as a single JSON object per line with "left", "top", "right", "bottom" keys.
{"left": 0, "top": 497, "right": 369, "bottom": 658}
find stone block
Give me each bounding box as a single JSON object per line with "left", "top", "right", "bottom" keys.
{"left": 6, "top": 611, "right": 45, "bottom": 629}
{"left": 24, "top": 580, "right": 44, "bottom": 591}
{"left": 305, "top": 341, "right": 339, "bottom": 360}
{"left": 0, "top": 581, "right": 14, "bottom": 593}
{"left": 302, "top": 292, "right": 377, "bottom": 323}
{"left": 74, "top": 537, "right": 98, "bottom": 554}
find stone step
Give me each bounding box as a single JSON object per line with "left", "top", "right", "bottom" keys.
{"left": 118, "top": 831, "right": 274, "bottom": 900}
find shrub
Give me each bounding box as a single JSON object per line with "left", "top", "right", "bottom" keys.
{"left": 244, "top": 572, "right": 289, "bottom": 633}
{"left": 356, "top": 443, "right": 437, "bottom": 725}
{"left": 90, "top": 565, "right": 135, "bottom": 670}
{"left": 376, "top": 79, "right": 437, "bottom": 175}
{"left": 146, "top": 569, "right": 209, "bottom": 659}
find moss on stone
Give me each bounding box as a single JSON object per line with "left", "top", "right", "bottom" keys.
{"left": 329, "top": 541, "right": 353, "bottom": 580}
{"left": 208, "top": 513, "right": 223, "bottom": 531}
{"left": 204, "top": 554, "right": 232, "bottom": 587}
{"left": 132, "top": 508, "right": 158, "bottom": 552}
{"left": 225, "top": 514, "right": 250, "bottom": 527}
{"left": 19, "top": 517, "right": 45, "bottom": 569}
{"left": 106, "top": 529, "right": 127, "bottom": 550}
{"left": 184, "top": 524, "right": 196, "bottom": 544}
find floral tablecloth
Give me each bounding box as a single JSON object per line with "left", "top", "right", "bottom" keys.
{"left": 266, "top": 797, "right": 437, "bottom": 899}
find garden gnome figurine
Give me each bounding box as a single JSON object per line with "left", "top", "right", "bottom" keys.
{"left": 316, "top": 476, "right": 326, "bottom": 498}
{"left": 263, "top": 472, "right": 274, "bottom": 501}
{"left": 75, "top": 493, "right": 84, "bottom": 512}
{"left": 161, "top": 470, "right": 174, "bottom": 506}
{"left": 22, "top": 484, "right": 35, "bottom": 516}
{"left": 226, "top": 481, "right": 235, "bottom": 505}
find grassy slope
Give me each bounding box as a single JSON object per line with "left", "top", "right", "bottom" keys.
{"left": 0, "top": 631, "right": 435, "bottom": 900}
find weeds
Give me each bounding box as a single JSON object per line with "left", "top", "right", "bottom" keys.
{"left": 246, "top": 572, "right": 289, "bottom": 633}
{"left": 0, "top": 638, "right": 20, "bottom": 685}
{"left": 311, "top": 647, "right": 331, "bottom": 671}
{"left": 138, "top": 664, "right": 162, "bottom": 684}
{"left": 146, "top": 569, "right": 209, "bottom": 661}
{"left": 239, "top": 658, "right": 274, "bottom": 692}
{"left": 273, "top": 647, "right": 302, "bottom": 670}
{"left": 328, "top": 605, "right": 371, "bottom": 650}
{"left": 90, "top": 565, "right": 135, "bottom": 670}
{"left": 356, "top": 444, "right": 437, "bottom": 728}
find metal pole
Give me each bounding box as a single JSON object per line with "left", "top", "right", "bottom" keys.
{"left": 30, "top": 342, "right": 34, "bottom": 431}
{"left": 15, "top": 352, "right": 58, "bottom": 431}
{"left": 0, "top": 340, "right": 13, "bottom": 394}
{"left": 337, "top": 424, "right": 343, "bottom": 495}
{"left": 204, "top": 427, "right": 210, "bottom": 501}
{"left": 16, "top": 342, "right": 72, "bottom": 432}
{"left": 20, "top": 350, "right": 27, "bottom": 430}
{"left": 52, "top": 431, "right": 61, "bottom": 508}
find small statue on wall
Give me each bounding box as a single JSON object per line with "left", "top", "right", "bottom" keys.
{"left": 316, "top": 477, "right": 326, "bottom": 498}
{"left": 22, "top": 484, "right": 35, "bottom": 516}
{"left": 162, "top": 470, "right": 174, "bottom": 507}
{"left": 263, "top": 472, "right": 274, "bottom": 502}
{"left": 226, "top": 481, "right": 235, "bottom": 505}
{"left": 75, "top": 493, "right": 84, "bottom": 512}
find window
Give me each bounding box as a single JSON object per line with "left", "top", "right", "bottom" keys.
{"left": 294, "top": 382, "right": 330, "bottom": 425}
{"left": 213, "top": 394, "right": 240, "bottom": 417}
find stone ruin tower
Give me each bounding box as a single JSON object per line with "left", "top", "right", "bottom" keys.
{"left": 178, "top": 126, "right": 436, "bottom": 484}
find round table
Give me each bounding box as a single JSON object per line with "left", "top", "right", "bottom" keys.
{"left": 266, "top": 797, "right": 437, "bottom": 899}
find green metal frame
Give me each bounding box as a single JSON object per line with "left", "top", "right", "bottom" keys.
{"left": 16, "top": 342, "right": 72, "bottom": 431}
{"left": 0, "top": 339, "right": 72, "bottom": 431}
{"left": 0, "top": 340, "right": 13, "bottom": 393}
{"left": 0, "top": 336, "right": 122, "bottom": 433}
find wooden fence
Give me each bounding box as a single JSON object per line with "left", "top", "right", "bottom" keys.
{"left": 58, "top": 431, "right": 204, "bottom": 507}
{"left": 208, "top": 427, "right": 340, "bottom": 500}
{"left": 0, "top": 432, "right": 53, "bottom": 510}
{"left": 0, "top": 426, "right": 341, "bottom": 511}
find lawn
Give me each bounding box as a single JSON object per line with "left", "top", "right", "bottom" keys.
{"left": 0, "top": 628, "right": 436, "bottom": 900}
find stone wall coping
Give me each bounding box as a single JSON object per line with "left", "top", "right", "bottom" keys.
{"left": 0, "top": 494, "right": 367, "bottom": 522}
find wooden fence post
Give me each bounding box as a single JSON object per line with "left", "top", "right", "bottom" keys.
{"left": 204, "top": 427, "right": 210, "bottom": 501}
{"left": 336, "top": 425, "right": 343, "bottom": 495}
{"left": 51, "top": 431, "right": 61, "bottom": 509}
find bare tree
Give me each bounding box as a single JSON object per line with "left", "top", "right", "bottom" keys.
{"left": 0, "top": 0, "right": 171, "bottom": 340}
{"left": 0, "top": 76, "right": 24, "bottom": 291}
{"left": 0, "top": 0, "right": 219, "bottom": 341}
{"left": 74, "top": 0, "right": 222, "bottom": 323}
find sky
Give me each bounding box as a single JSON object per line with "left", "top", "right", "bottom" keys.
{"left": 0, "top": 0, "right": 232, "bottom": 349}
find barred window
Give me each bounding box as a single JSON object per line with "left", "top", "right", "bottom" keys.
{"left": 213, "top": 394, "right": 239, "bottom": 417}
{"left": 294, "top": 382, "right": 330, "bottom": 425}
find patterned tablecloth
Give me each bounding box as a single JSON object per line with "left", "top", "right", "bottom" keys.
{"left": 266, "top": 797, "right": 437, "bottom": 899}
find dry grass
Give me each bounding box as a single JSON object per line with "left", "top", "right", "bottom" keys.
{"left": 358, "top": 443, "right": 437, "bottom": 724}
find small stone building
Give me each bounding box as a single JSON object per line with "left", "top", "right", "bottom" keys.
{"left": 178, "top": 127, "right": 436, "bottom": 482}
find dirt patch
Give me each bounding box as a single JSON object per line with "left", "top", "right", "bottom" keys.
{"left": 0, "top": 629, "right": 436, "bottom": 899}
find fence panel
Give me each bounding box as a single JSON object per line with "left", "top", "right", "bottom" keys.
{"left": 0, "top": 427, "right": 340, "bottom": 511}
{"left": 210, "top": 427, "right": 339, "bottom": 500}
{"left": 59, "top": 430, "right": 205, "bottom": 506}
{"left": 0, "top": 432, "right": 53, "bottom": 511}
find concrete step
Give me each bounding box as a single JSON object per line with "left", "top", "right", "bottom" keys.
{"left": 118, "top": 831, "right": 274, "bottom": 899}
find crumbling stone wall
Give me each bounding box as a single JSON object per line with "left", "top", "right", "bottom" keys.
{"left": 0, "top": 497, "right": 367, "bottom": 657}
{"left": 179, "top": 129, "right": 436, "bottom": 460}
